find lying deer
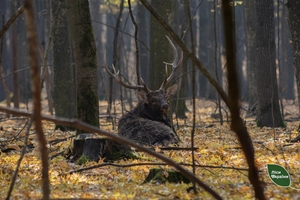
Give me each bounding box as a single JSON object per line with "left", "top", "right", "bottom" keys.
{"left": 105, "top": 36, "right": 183, "bottom": 146}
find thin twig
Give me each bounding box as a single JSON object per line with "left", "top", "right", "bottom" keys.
{"left": 185, "top": 0, "right": 197, "bottom": 194}
{"left": 49, "top": 135, "right": 75, "bottom": 145}
{"left": 213, "top": 0, "right": 223, "bottom": 125}
{"left": 91, "top": 19, "right": 150, "bottom": 52}
{"left": 10, "top": 119, "right": 30, "bottom": 143}
{"left": 128, "top": 0, "right": 140, "bottom": 85}
{"left": 6, "top": 120, "right": 32, "bottom": 200}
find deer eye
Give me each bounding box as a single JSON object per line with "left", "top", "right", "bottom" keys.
{"left": 151, "top": 99, "right": 156, "bottom": 103}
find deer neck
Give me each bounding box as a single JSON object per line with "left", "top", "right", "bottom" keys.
{"left": 136, "top": 103, "right": 171, "bottom": 127}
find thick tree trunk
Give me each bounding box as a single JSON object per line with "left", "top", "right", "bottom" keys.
{"left": 51, "top": 0, "right": 76, "bottom": 131}
{"left": 254, "top": 0, "right": 285, "bottom": 127}
{"left": 149, "top": 0, "right": 172, "bottom": 89}
{"left": 199, "top": 0, "right": 216, "bottom": 99}
{"left": 286, "top": 1, "right": 300, "bottom": 111}
{"left": 280, "top": 5, "right": 294, "bottom": 100}
{"left": 244, "top": 0, "right": 257, "bottom": 110}
{"left": 66, "top": 0, "right": 100, "bottom": 134}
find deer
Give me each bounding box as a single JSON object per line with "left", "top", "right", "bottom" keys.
{"left": 105, "top": 36, "right": 183, "bottom": 146}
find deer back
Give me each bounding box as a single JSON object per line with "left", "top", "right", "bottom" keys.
{"left": 118, "top": 85, "right": 178, "bottom": 146}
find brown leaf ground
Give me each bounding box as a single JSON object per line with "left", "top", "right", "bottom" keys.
{"left": 0, "top": 99, "right": 299, "bottom": 199}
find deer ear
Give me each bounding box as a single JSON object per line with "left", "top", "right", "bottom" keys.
{"left": 165, "top": 84, "right": 178, "bottom": 100}
{"left": 136, "top": 90, "right": 148, "bottom": 103}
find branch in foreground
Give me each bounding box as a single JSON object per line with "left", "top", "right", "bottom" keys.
{"left": 221, "top": 0, "right": 266, "bottom": 199}
{"left": 24, "top": 0, "right": 50, "bottom": 199}
{"left": 0, "top": 4, "right": 24, "bottom": 39}
{"left": 0, "top": 106, "right": 222, "bottom": 200}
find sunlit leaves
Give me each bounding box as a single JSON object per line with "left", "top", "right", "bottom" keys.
{"left": 99, "top": 0, "right": 137, "bottom": 14}
{"left": 0, "top": 100, "right": 299, "bottom": 199}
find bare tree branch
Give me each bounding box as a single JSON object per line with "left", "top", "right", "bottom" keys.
{"left": 0, "top": 16, "right": 10, "bottom": 117}
{"left": 0, "top": 4, "right": 24, "bottom": 39}
{"left": 128, "top": 0, "right": 140, "bottom": 85}
{"left": 69, "top": 162, "right": 255, "bottom": 174}
{"left": 91, "top": 19, "right": 150, "bottom": 52}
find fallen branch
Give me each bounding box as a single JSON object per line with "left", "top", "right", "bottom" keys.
{"left": 49, "top": 135, "right": 75, "bottom": 145}
{"left": 69, "top": 162, "right": 256, "bottom": 174}
{"left": 49, "top": 150, "right": 65, "bottom": 160}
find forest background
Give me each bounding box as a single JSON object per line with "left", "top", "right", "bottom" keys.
{"left": 0, "top": 0, "right": 300, "bottom": 199}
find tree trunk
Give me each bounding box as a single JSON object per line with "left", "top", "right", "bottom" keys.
{"left": 198, "top": 0, "right": 209, "bottom": 98}
{"left": 235, "top": 5, "right": 247, "bottom": 98}
{"left": 244, "top": 0, "right": 257, "bottom": 110}
{"left": 254, "top": 0, "right": 285, "bottom": 127}
{"left": 51, "top": 0, "right": 76, "bottom": 131}
{"left": 137, "top": 2, "right": 149, "bottom": 83}
{"left": 90, "top": 0, "right": 106, "bottom": 100}
{"left": 205, "top": 0, "right": 216, "bottom": 100}
{"left": 66, "top": 0, "right": 100, "bottom": 134}
{"left": 280, "top": 5, "right": 294, "bottom": 100}
{"left": 11, "top": 0, "right": 19, "bottom": 110}
{"left": 149, "top": 0, "right": 172, "bottom": 89}
{"left": 173, "top": 0, "right": 188, "bottom": 118}
{"left": 107, "top": 0, "right": 124, "bottom": 119}
{"left": 286, "top": 1, "right": 300, "bottom": 111}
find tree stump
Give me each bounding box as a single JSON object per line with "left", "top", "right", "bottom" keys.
{"left": 143, "top": 168, "right": 191, "bottom": 184}
{"left": 82, "top": 138, "right": 102, "bottom": 161}
{"left": 71, "top": 133, "right": 136, "bottom": 164}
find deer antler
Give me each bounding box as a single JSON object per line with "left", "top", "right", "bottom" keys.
{"left": 104, "top": 64, "right": 151, "bottom": 94}
{"left": 159, "top": 36, "right": 183, "bottom": 90}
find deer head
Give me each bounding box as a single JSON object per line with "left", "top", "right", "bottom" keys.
{"left": 135, "top": 84, "right": 178, "bottom": 116}
{"left": 104, "top": 36, "right": 183, "bottom": 118}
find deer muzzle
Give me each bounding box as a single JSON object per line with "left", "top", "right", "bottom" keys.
{"left": 161, "top": 103, "right": 169, "bottom": 113}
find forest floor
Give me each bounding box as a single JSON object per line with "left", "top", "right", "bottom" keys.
{"left": 0, "top": 99, "right": 299, "bottom": 200}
